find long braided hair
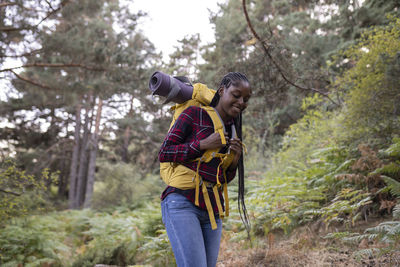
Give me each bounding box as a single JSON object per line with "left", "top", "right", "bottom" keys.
{"left": 210, "top": 72, "right": 251, "bottom": 236}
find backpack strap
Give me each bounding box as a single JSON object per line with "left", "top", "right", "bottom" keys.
{"left": 174, "top": 76, "right": 192, "bottom": 86}
{"left": 163, "top": 76, "right": 183, "bottom": 104}
{"left": 200, "top": 106, "right": 227, "bottom": 161}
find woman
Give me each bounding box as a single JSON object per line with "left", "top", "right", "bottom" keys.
{"left": 158, "top": 72, "right": 251, "bottom": 267}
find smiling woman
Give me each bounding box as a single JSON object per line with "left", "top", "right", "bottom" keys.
{"left": 158, "top": 72, "right": 251, "bottom": 267}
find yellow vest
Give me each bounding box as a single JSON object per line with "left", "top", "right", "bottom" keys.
{"left": 160, "top": 83, "right": 236, "bottom": 230}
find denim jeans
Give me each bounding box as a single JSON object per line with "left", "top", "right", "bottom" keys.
{"left": 161, "top": 193, "right": 222, "bottom": 267}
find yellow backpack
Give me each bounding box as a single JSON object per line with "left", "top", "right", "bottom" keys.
{"left": 160, "top": 83, "right": 236, "bottom": 230}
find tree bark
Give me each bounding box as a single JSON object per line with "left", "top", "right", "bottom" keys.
{"left": 121, "top": 125, "right": 131, "bottom": 163}
{"left": 68, "top": 103, "right": 81, "bottom": 209}
{"left": 76, "top": 95, "right": 92, "bottom": 207}
{"left": 83, "top": 98, "right": 103, "bottom": 208}
{"left": 121, "top": 95, "right": 135, "bottom": 163}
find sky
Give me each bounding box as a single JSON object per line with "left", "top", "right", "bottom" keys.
{"left": 128, "top": 0, "right": 225, "bottom": 60}
{"left": 0, "top": 0, "right": 225, "bottom": 101}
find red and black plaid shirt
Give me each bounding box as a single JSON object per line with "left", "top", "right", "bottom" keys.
{"left": 159, "top": 106, "right": 237, "bottom": 214}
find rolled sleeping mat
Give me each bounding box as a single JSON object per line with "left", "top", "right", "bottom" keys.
{"left": 149, "top": 71, "right": 193, "bottom": 104}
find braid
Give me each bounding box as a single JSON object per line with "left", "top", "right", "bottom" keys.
{"left": 218, "top": 72, "right": 249, "bottom": 91}
{"left": 211, "top": 72, "right": 251, "bottom": 237}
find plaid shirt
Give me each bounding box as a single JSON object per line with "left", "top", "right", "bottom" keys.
{"left": 159, "top": 106, "right": 237, "bottom": 214}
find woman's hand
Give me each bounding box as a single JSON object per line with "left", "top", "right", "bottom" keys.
{"left": 199, "top": 132, "right": 228, "bottom": 150}
{"left": 228, "top": 137, "right": 243, "bottom": 171}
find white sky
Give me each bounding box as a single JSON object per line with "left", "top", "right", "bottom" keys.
{"left": 0, "top": 0, "right": 225, "bottom": 101}
{"left": 128, "top": 0, "right": 225, "bottom": 60}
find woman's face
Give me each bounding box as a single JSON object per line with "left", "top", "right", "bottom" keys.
{"left": 217, "top": 81, "right": 251, "bottom": 121}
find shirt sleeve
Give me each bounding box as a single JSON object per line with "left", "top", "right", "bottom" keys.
{"left": 158, "top": 107, "right": 203, "bottom": 163}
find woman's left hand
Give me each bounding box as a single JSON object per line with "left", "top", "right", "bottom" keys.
{"left": 228, "top": 137, "right": 243, "bottom": 171}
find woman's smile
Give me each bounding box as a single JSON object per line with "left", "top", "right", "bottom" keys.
{"left": 231, "top": 105, "right": 242, "bottom": 115}
{"left": 216, "top": 81, "right": 252, "bottom": 122}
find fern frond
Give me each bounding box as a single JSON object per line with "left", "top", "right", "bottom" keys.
{"left": 383, "top": 137, "right": 400, "bottom": 157}
{"left": 372, "top": 162, "right": 400, "bottom": 176}
{"left": 354, "top": 248, "right": 380, "bottom": 260}
{"left": 393, "top": 203, "right": 400, "bottom": 219}
{"left": 324, "top": 231, "right": 355, "bottom": 239}
{"left": 334, "top": 159, "right": 355, "bottom": 173}
{"left": 343, "top": 233, "right": 371, "bottom": 244}
{"left": 382, "top": 176, "right": 400, "bottom": 197}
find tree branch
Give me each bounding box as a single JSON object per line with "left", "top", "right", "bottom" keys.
{"left": 0, "top": 0, "right": 71, "bottom": 33}
{"left": 0, "top": 188, "right": 22, "bottom": 196}
{"left": 34, "top": 0, "right": 70, "bottom": 29}
{"left": 1, "top": 63, "right": 105, "bottom": 72}
{"left": 10, "top": 70, "right": 56, "bottom": 91}
{"left": 0, "top": 48, "right": 43, "bottom": 58}
{"left": 242, "top": 0, "right": 339, "bottom": 106}
{"left": 0, "top": 3, "right": 17, "bottom": 8}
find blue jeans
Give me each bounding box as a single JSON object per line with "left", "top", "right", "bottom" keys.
{"left": 161, "top": 193, "right": 222, "bottom": 267}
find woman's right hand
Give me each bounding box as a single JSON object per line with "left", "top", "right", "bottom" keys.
{"left": 199, "top": 132, "right": 228, "bottom": 150}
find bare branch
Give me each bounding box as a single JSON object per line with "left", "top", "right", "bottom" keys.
{"left": 0, "top": 0, "right": 71, "bottom": 33}
{"left": 0, "top": 48, "right": 43, "bottom": 58}
{"left": 0, "top": 3, "right": 17, "bottom": 8}
{"left": 0, "top": 26, "right": 28, "bottom": 32}
{"left": 1, "top": 63, "right": 105, "bottom": 72}
{"left": 10, "top": 70, "right": 56, "bottom": 91}
{"left": 35, "top": 0, "right": 71, "bottom": 29}
{"left": 242, "top": 0, "right": 339, "bottom": 106}
{"left": 44, "top": 0, "right": 55, "bottom": 11}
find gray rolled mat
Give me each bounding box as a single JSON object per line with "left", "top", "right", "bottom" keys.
{"left": 149, "top": 71, "right": 193, "bottom": 104}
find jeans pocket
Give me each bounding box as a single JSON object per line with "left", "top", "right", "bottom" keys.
{"left": 165, "top": 193, "right": 194, "bottom": 212}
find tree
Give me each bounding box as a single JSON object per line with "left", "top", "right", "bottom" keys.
{"left": 0, "top": 0, "right": 161, "bottom": 209}
{"left": 196, "top": 0, "right": 400, "bottom": 155}
{"left": 167, "top": 34, "right": 202, "bottom": 80}
{"left": 333, "top": 17, "right": 400, "bottom": 144}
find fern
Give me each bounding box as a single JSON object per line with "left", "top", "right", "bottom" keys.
{"left": 372, "top": 162, "right": 400, "bottom": 176}
{"left": 343, "top": 233, "right": 379, "bottom": 244}
{"left": 393, "top": 203, "right": 400, "bottom": 219}
{"left": 353, "top": 248, "right": 381, "bottom": 260}
{"left": 383, "top": 137, "right": 400, "bottom": 157}
{"left": 324, "top": 231, "right": 355, "bottom": 239}
{"left": 137, "top": 230, "right": 175, "bottom": 266}
{"left": 313, "top": 188, "right": 372, "bottom": 229}
{"left": 382, "top": 176, "right": 400, "bottom": 197}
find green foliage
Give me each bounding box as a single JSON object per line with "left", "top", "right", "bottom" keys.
{"left": 324, "top": 139, "right": 400, "bottom": 259}
{"left": 373, "top": 137, "right": 400, "bottom": 196}
{"left": 382, "top": 176, "right": 400, "bottom": 197}
{"left": 243, "top": 19, "right": 400, "bottom": 238}
{"left": 91, "top": 160, "right": 164, "bottom": 210}
{"left": 333, "top": 17, "right": 400, "bottom": 143}
{"left": 383, "top": 137, "right": 400, "bottom": 157}
{"left": 71, "top": 210, "right": 139, "bottom": 266}
{"left": 0, "top": 202, "right": 174, "bottom": 267}
{"left": 246, "top": 144, "right": 359, "bottom": 235}
{"left": 342, "top": 218, "right": 400, "bottom": 259}
{"left": 0, "top": 159, "right": 57, "bottom": 223}
{"left": 2, "top": 1, "right": 400, "bottom": 265}
{"left": 308, "top": 188, "right": 372, "bottom": 229}
{"left": 137, "top": 230, "right": 175, "bottom": 266}
{"left": 0, "top": 213, "right": 70, "bottom": 266}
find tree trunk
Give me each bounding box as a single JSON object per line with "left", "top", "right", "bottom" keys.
{"left": 121, "top": 95, "right": 134, "bottom": 163}
{"left": 68, "top": 103, "right": 81, "bottom": 209}
{"left": 83, "top": 98, "right": 103, "bottom": 208}
{"left": 76, "top": 95, "right": 92, "bottom": 207}
{"left": 58, "top": 159, "right": 68, "bottom": 199}
{"left": 121, "top": 125, "right": 131, "bottom": 163}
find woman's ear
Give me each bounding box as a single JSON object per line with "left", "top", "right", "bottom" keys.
{"left": 218, "top": 86, "right": 224, "bottom": 97}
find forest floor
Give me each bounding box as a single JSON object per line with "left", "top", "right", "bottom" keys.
{"left": 217, "top": 217, "right": 400, "bottom": 267}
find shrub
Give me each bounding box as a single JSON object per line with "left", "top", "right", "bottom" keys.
{"left": 0, "top": 159, "right": 57, "bottom": 223}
